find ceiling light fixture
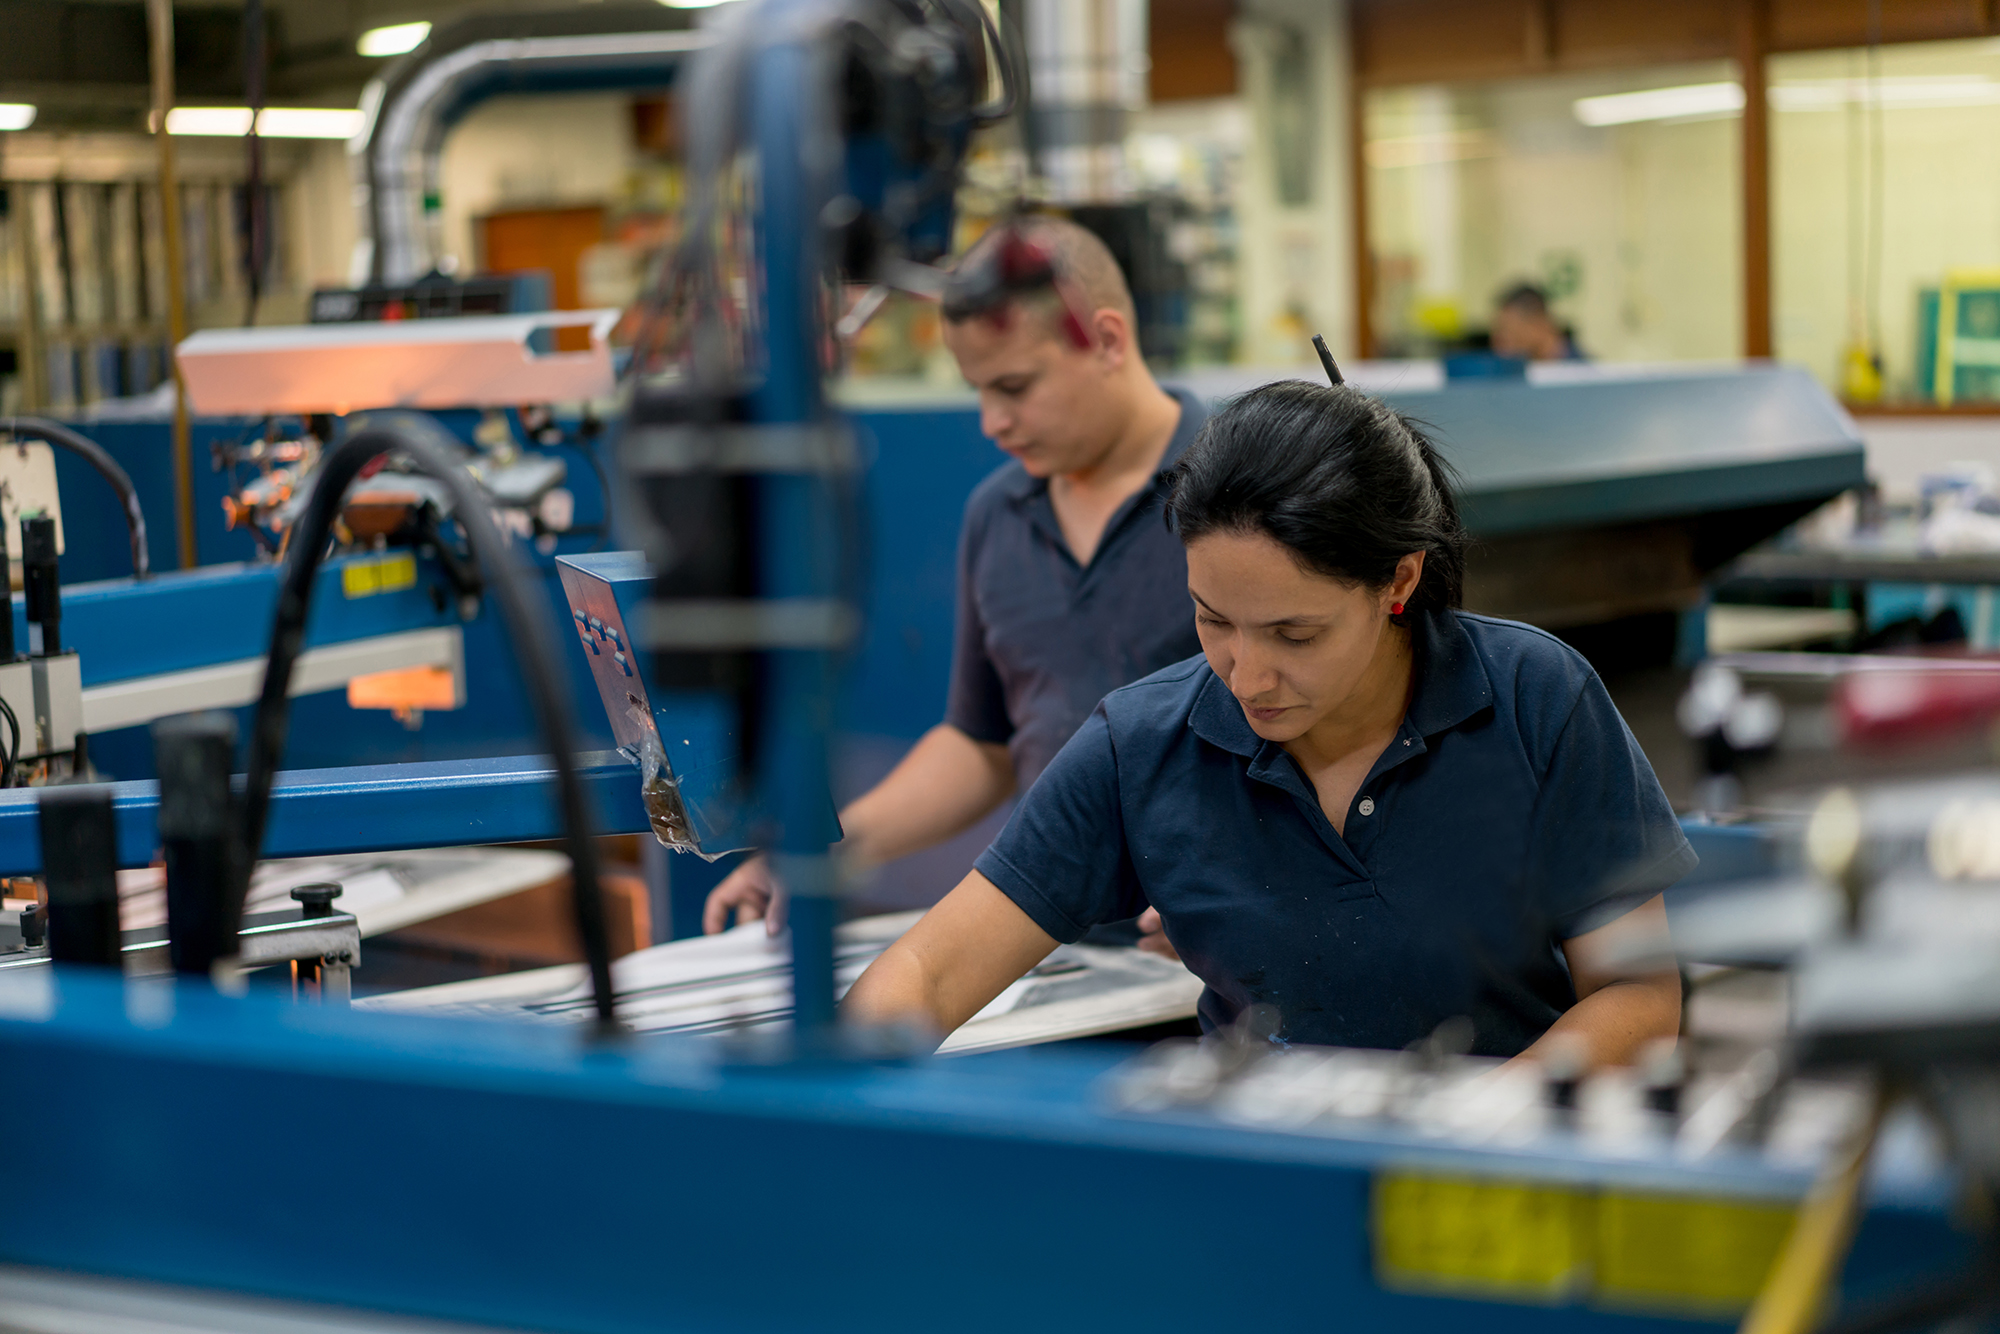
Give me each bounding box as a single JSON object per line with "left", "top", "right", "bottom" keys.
{"left": 0, "top": 104, "right": 36, "bottom": 131}
{"left": 1574, "top": 75, "right": 2000, "bottom": 128}
{"left": 1573, "top": 82, "right": 1745, "bottom": 127}
{"left": 166, "top": 107, "right": 366, "bottom": 139}
{"left": 357, "top": 21, "right": 431, "bottom": 57}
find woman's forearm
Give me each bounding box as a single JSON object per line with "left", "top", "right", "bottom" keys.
{"left": 841, "top": 871, "right": 1060, "bottom": 1041}
{"left": 1524, "top": 971, "right": 1681, "bottom": 1067}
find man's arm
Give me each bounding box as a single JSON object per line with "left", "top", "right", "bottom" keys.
{"left": 702, "top": 723, "right": 1013, "bottom": 933}
{"left": 841, "top": 723, "right": 1015, "bottom": 866}
{"left": 1523, "top": 894, "right": 1680, "bottom": 1066}
{"left": 841, "top": 870, "right": 1058, "bottom": 1038}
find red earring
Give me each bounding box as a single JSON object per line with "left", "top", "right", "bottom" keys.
{"left": 1390, "top": 602, "right": 1405, "bottom": 616}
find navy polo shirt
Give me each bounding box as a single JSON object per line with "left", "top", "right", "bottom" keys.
{"left": 944, "top": 388, "right": 1207, "bottom": 788}
{"left": 974, "top": 609, "right": 1697, "bottom": 1056}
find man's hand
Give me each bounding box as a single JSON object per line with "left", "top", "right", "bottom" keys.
{"left": 1136, "top": 907, "right": 1180, "bottom": 962}
{"left": 702, "top": 854, "right": 787, "bottom": 936}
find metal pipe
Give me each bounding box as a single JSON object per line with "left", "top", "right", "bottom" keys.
{"left": 353, "top": 5, "right": 713, "bottom": 286}
{"left": 1022, "top": 0, "right": 1146, "bottom": 203}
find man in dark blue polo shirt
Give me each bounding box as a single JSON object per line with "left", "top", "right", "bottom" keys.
{"left": 704, "top": 218, "right": 1207, "bottom": 936}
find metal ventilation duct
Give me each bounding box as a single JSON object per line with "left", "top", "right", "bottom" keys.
{"left": 1021, "top": 0, "right": 1147, "bottom": 202}
{"left": 352, "top": 4, "right": 712, "bottom": 286}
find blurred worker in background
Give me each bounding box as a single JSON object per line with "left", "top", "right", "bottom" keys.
{"left": 704, "top": 217, "right": 1202, "bottom": 957}
{"left": 1489, "top": 282, "right": 1584, "bottom": 362}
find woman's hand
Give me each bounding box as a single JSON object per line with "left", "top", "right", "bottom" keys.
{"left": 1136, "top": 907, "right": 1181, "bottom": 962}
{"left": 843, "top": 871, "right": 1059, "bottom": 1041}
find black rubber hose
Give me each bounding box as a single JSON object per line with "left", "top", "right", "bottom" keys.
{"left": 238, "top": 412, "right": 619, "bottom": 1030}
{"left": 0, "top": 417, "right": 150, "bottom": 580}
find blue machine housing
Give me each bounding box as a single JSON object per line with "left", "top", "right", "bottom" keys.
{"left": 0, "top": 969, "right": 1969, "bottom": 1334}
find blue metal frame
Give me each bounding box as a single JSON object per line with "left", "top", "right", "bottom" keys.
{"left": 0, "top": 972, "right": 1969, "bottom": 1334}
{"left": 45, "top": 556, "right": 453, "bottom": 688}
{"left": 0, "top": 752, "right": 649, "bottom": 874}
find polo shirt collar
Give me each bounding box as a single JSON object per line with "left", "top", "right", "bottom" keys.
{"left": 1000, "top": 386, "right": 1206, "bottom": 502}
{"left": 1189, "top": 608, "right": 1495, "bottom": 762}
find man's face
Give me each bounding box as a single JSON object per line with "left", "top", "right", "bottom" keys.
{"left": 1490, "top": 303, "right": 1556, "bottom": 360}
{"left": 943, "top": 311, "right": 1120, "bottom": 478}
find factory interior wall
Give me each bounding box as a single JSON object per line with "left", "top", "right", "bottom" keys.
{"left": 1364, "top": 61, "right": 1742, "bottom": 361}
{"left": 1771, "top": 38, "right": 2000, "bottom": 402}
{"left": 434, "top": 93, "right": 641, "bottom": 285}
{"left": 1227, "top": 0, "right": 1359, "bottom": 364}
{"left": 286, "top": 139, "right": 360, "bottom": 292}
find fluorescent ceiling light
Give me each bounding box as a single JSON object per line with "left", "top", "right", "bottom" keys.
{"left": 1575, "top": 75, "right": 2000, "bottom": 127}
{"left": 167, "top": 106, "right": 366, "bottom": 138}
{"left": 257, "top": 107, "right": 367, "bottom": 138}
{"left": 166, "top": 106, "right": 253, "bottom": 136}
{"left": 357, "top": 21, "right": 430, "bottom": 57}
{"left": 1573, "top": 82, "right": 1744, "bottom": 127}
{"left": 1772, "top": 75, "right": 2000, "bottom": 111}
{"left": 0, "top": 104, "right": 35, "bottom": 131}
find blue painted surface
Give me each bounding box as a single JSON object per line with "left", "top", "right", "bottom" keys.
{"left": 0, "top": 751, "right": 650, "bottom": 874}
{"left": 1676, "top": 820, "right": 1782, "bottom": 887}
{"left": 54, "top": 412, "right": 630, "bottom": 782}
{"left": 0, "top": 970, "right": 1969, "bottom": 1334}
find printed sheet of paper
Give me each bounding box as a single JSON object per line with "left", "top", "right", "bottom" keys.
{"left": 361, "top": 911, "right": 1204, "bottom": 1054}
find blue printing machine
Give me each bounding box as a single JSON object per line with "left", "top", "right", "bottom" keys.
{"left": 3, "top": 347, "right": 1898, "bottom": 1334}
{"left": 0, "top": 964, "right": 1966, "bottom": 1333}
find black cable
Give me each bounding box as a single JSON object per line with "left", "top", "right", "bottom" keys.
{"left": 0, "top": 417, "right": 150, "bottom": 579}
{"left": 0, "top": 694, "right": 20, "bottom": 785}
{"left": 238, "top": 412, "right": 619, "bottom": 1030}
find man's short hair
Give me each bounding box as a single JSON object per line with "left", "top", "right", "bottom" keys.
{"left": 943, "top": 216, "right": 1138, "bottom": 329}
{"left": 1496, "top": 282, "right": 1551, "bottom": 317}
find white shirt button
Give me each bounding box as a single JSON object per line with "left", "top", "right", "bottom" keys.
{"left": 1357, "top": 797, "right": 1376, "bottom": 816}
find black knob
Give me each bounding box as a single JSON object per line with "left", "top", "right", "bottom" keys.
{"left": 19, "top": 900, "right": 43, "bottom": 946}
{"left": 291, "top": 882, "right": 343, "bottom": 918}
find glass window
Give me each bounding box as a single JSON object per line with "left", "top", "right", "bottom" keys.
{"left": 1771, "top": 39, "right": 2000, "bottom": 402}
{"left": 1364, "top": 63, "right": 1741, "bottom": 363}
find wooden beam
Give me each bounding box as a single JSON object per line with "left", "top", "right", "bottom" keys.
{"left": 1739, "top": 0, "right": 1773, "bottom": 359}
{"left": 1525, "top": 0, "right": 1558, "bottom": 67}
{"left": 147, "top": 0, "right": 197, "bottom": 572}
{"left": 1348, "top": 4, "right": 1376, "bottom": 359}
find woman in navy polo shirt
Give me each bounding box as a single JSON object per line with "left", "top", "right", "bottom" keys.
{"left": 845, "top": 379, "right": 1690, "bottom": 1061}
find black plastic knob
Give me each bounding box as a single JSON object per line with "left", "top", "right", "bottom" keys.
{"left": 19, "top": 900, "right": 42, "bottom": 946}
{"left": 291, "top": 882, "right": 343, "bottom": 919}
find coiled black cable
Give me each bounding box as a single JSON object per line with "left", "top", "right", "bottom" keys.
{"left": 0, "top": 417, "right": 150, "bottom": 579}
{"left": 238, "top": 412, "right": 619, "bottom": 1030}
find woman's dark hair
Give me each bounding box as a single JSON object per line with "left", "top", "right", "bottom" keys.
{"left": 1167, "top": 380, "right": 1466, "bottom": 619}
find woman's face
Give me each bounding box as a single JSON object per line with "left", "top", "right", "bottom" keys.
{"left": 1185, "top": 530, "right": 1423, "bottom": 745}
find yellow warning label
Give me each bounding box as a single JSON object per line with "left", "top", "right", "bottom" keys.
{"left": 376, "top": 551, "right": 417, "bottom": 593}
{"left": 1374, "top": 1173, "right": 1589, "bottom": 1302}
{"left": 1596, "top": 1191, "right": 1797, "bottom": 1314}
{"left": 341, "top": 552, "right": 418, "bottom": 600}
{"left": 1373, "top": 1172, "right": 1796, "bottom": 1317}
